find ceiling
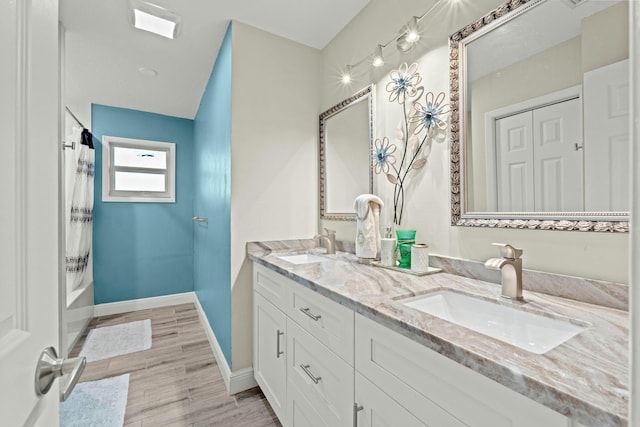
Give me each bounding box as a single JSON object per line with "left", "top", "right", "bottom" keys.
{"left": 467, "top": 0, "right": 621, "bottom": 81}
{"left": 60, "top": 0, "right": 370, "bottom": 119}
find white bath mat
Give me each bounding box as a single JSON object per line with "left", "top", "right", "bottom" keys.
{"left": 80, "top": 319, "right": 152, "bottom": 362}
{"left": 60, "top": 374, "right": 130, "bottom": 427}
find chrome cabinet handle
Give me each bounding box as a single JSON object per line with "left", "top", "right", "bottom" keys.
{"left": 353, "top": 403, "right": 364, "bottom": 427}
{"left": 300, "top": 364, "right": 321, "bottom": 384}
{"left": 299, "top": 307, "right": 321, "bottom": 321}
{"left": 35, "top": 347, "right": 86, "bottom": 401}
{"left": 192, "top": 216, "right": 208, "bottom": 223}
{"left": 276, "top": 330, "right": 284, "bottom": 358}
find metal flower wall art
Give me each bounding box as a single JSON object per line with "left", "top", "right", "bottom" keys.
{"left": 374, "top": 62, "right": 450, "bottom": 225}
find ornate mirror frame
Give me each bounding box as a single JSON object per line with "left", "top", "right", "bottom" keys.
{"left": 319, "top": 85, "right": 374, "bottom": 221}
{"left": 449, "top": 0, "right": 629, "bottom": 233}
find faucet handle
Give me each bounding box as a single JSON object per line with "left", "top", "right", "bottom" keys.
{"left": 492, "top": 243, "right": 523, "bottom": 259}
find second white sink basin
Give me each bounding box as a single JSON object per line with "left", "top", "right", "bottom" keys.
{"left": 278, "top": 254, "right": 326, "bottom": 265}
{"left": 401, "top": 290, "right": 586, "bottom": 354}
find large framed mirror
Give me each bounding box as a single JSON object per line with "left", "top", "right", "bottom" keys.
{"left": 319, "top": 85, "right": 374, "bottom": 221}
{"left": 450, "top": 0, "right": 629, "bottom": 232}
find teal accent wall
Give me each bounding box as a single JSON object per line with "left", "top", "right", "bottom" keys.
{"left": 92, "top": 104, "right": 195, "bottom": 304}
{"left": 193, "top": 23, "right": 233, "bottom": 366}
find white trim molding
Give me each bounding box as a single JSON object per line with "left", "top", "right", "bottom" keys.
{"left": 192, "top": 296, "right": 258, "bottom": 394}
{"left": 101, "top": 135, "right": 176, "bottom": 203}
{"left": 93, "top": 292, "right": 195, "bottom": 316}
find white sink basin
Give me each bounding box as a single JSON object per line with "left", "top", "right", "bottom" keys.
{"left": 278, "top": 254, "right": 326, "bottom": 265}
{"left": 401, "top": 290, "right": 586, "bottom": 354}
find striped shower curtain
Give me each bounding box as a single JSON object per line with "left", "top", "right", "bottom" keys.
{"left": 66, "top": 128, "right": 95, "bottom": 291}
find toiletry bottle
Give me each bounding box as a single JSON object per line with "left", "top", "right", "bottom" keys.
{"left": 380, "top": 227, "right": 396, "bottom": 267}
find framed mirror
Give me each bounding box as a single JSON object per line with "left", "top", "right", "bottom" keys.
{"left": 450, "top": 0, "right": 629, "bottom": 232}
{"left": 319, "top": 85, "right": 374, "bottom": 221}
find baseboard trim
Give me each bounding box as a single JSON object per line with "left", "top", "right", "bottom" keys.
{"left": 192, "top": 295, "right": 257, "bottom": 395}
{"left": 93, "top": 291, "right": 257, "bottom": 394}
{"left": 93, "top": 292, "right": 196, "bottom": 316}
{"left": 229, "top": 367, "right": 258, "bottom": 395}
{"left": 192, "top": 295, "right": 232, "bottom": 390}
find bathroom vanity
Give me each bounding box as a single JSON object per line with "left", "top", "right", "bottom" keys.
{"left": 248, "top": 240, "right": 628, "bottom": 427}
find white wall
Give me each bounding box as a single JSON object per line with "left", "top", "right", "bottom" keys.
{"left": 231, "top": 22, "right": 320, "bottom": 370}
{"left": 629, "top": 2, "right": 639, "bottom": 424}
{"left": 61, "top": 26, "right": 94, "bottom": 356}
{"left": 319, "top": 0, "right": 629, "bottom": 284}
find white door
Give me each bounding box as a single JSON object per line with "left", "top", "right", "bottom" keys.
{"left": 584, "top": 59, "right": 630, "bottom": 212}
{"left": 0, "top": 0, "right": 61, "bottom": 425}
{"left": 495, "top": 99, "right": 582, "bottom": 212}
{"left": 532, "top": 98, "right": 583, "bottom": 212}
{"left": 495, "top": 111, "right": 535, "bottom": 212}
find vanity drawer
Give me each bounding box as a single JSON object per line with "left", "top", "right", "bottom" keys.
{"left": 355, "top": 314, "right": 567, "bottom": 427}
{"left": 254, "top": 263, "right": 289, "bottom": 311}
{"left": 287, "top": 281, "right": 354, "bottom": 363}
{"left": 287, "top": 320, "right": 354, "bottom": 427}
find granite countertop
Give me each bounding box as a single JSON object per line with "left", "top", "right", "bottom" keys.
{"left": 247, "top": 239, "right": 629, "bottom": 427}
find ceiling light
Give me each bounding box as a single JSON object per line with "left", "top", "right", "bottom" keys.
{"left": 131, "top": 1, "right": 181, "bottom": 39}
{"left": 372, "top": 45, "right": 384, "bottom": 67}
{"left": 138, "top": 67, "right": 158, "bottom": 77}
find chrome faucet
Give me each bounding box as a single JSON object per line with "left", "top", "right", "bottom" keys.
{"left": 314, "top": 228, "right": 336, "bottom": 255}
{"left": 484, "top": 243, "right": 524, "bottom": 301}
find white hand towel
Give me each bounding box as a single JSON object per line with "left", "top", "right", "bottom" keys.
{"left": 354, "top": 194, "right": 384, "bottom": 259}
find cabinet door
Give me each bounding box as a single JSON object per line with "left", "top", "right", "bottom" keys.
{"left": 254, "top": 291, "right": 287, "bottom": 422}
{"left": 287, "top": 320, "right": 354, "bottom": 426}
{"left": 355, "top": 314, "right": 568, "bottom": 427}
{"left": 288, "top": 382, "right": 332, "bottom": 427}
{"left": 355, "top": 373, "right": 428, "bottom": 427}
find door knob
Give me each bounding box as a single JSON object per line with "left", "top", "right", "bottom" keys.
{"left": 34, "top": 347, "right": 86, "bottom": 401}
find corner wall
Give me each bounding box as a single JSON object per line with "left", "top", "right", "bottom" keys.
{"left": 319, "top": 0, "right": 629, "bottom": 284}
{"left": 230, "top": 21, "right": 320, "bottom": 370}
{"left": 92, "top": 104, "right": 195, "bottom": 304}
{"left": 193, "top": 25, "right": 233, "bottom": 366}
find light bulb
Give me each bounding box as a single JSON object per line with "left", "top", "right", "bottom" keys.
{"left": 341, "top": 66, "right": 353, "bottom": 84}
{"left": 372, "top": 45, "right": 384, "bottom": 67}
{"left": 406, "top": 31, "right": 420, "bottom": 43}
{"left": 396, "top": 16, "right": 420, "bottom": 52}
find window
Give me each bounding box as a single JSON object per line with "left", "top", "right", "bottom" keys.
{"left": 102, "top": 136, "right": 176, "bottom": 202}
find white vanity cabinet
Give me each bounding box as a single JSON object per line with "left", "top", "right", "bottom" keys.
{"left": 253, "top": 263, "right": 587, "bottom": 427}
{"left": 354, "top": 314, "right": 569, "bottom": 427}
{"left": 253, "top": 263, "right": 355, "bottom": 427}
{"left": 253, "top": 266, "right": 288, "bottom": 422}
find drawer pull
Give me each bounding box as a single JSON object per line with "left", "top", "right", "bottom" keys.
{"left": 300, "top": 307, "right": 322, "bottom": 321}
{"left": 353, "top": 403, "right": 364, "bottom": 427}
{"left": 300, "top": 364, "right": 322, "bottom": 384}
{"left": 276, "top": 330, "right": 284, "bottom": 358}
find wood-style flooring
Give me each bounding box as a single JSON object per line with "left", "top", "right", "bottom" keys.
{"left": 70, "top": 303, "right": 281, "bottom": 427}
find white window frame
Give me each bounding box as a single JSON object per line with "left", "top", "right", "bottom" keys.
{"left": 102, "top": 135, "right": 176, "bottom": 203}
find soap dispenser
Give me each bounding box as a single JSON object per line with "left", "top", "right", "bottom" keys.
{"left": 380, "top": 227, "right": 396, "bottom": 267}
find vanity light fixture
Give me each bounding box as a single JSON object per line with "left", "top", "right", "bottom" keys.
{"left": 372, "top": 45, "right": 385, "bottom": 67}
{"left": 131, "top": 0, "right": 181, "bottom": 39}
{"left": 396, "top": 16, "right": 421, "bottom": 52}
{"left": 341, "top": 65, "right": 353, "bottom": 84}
{"left": 340, "top": 0, "right": 448, "bottom": 83}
